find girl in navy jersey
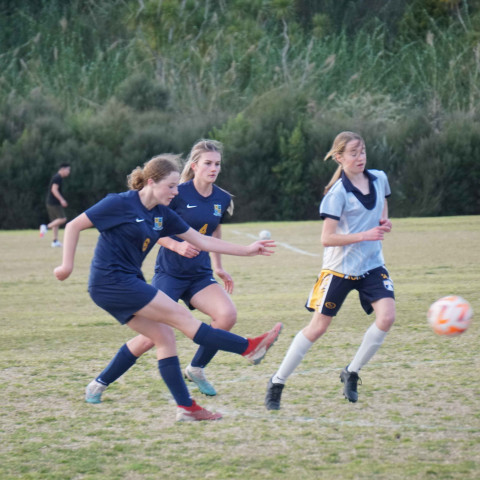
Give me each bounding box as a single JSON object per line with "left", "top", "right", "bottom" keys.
{"left": 265, "top": 131, "right": 395, "bottom": 410}
{"left": 54, "top": 154, "right": 282, "bottom": 421}
{"left": 86, "top": 140, "right": 241, "bottom": 405}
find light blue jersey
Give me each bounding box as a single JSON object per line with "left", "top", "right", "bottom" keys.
{"left": 319, "top": 169, "right": 391, "bottom": 277}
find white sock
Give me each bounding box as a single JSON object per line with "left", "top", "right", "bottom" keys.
{"left": 272, "top": 330, "right": 313, "bottom": 385}
{"left": 348, "top": 322, "right": 387, "bottom": 373}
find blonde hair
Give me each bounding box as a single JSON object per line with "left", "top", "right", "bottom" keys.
{"left": 181, "top": 139, "right": 234, "bottom": 216}
{"left": 323, "top": 131, "right": 365, "bottom": 195}
{"left": 127, "top": 154, "right": 181, "bottom": 190}
{"left": 180, "top": 139, "right": 223, "bottom": 183}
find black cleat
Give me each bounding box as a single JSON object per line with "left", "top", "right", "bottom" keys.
{"left": 265, "top": 377, "right": 284, "bottom": 410}
{"left": 340, "top": 367, "right": 361, "bottom": 403}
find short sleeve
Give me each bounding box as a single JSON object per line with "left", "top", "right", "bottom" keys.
{"left": 319, "top": 185, "right": 345, "bottom": 220}
{"left": 162, "top": 207, "right": 190, "bottom": 236}
{"left": 382, "top": 171, "right": 391, "bottom": 197}
{"left": 85, "top": 194, "right": 127, "bottom": 232}
{"left": 220, "top": 198, "right": 233, "bottom": 223}
{"left": 52, "top": 173, "right": 62, "bottom": 187}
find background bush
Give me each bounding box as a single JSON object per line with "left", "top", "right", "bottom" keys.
{"left": 1, "top": 0, "right": 480, "bottom": 228}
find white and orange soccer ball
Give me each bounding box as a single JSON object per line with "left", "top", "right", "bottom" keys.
{"left": 427, "top": 295, "right": 473, "bottom": 336}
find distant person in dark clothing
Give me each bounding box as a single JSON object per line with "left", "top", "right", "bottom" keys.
{"left": 39, "top": 163, "right": 71, "bottom": 247}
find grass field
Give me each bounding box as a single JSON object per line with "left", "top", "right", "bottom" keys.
{"left": 1, "top": 216, "right": 479, "bottom": 480}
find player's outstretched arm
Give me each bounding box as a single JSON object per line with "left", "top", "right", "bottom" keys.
{"left": 54, "top": 213, "right": 93, "bottom": 281}
{"left": 178, "top": 227, "right": 275, "bottom": 257}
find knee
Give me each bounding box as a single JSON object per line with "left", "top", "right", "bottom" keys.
{"left": 149, "top": 329, "right": 177, "bottom": 348}
{"left": 304, "top": 315, "right": 331, "bottom": 341}
{"left": 137, "top": 337, "right": 155, "bottom": 352}
{"left": 127, "top": 336, "right": 155, "bottom": 356}
{"left": 211, "top": 308, "right": 237, "bottom": 331}
{"left": 376, "top": 312, "right": 396, "bottom": 332}
{"left": 310, "top": 324, "right": 328, "bottom": 340}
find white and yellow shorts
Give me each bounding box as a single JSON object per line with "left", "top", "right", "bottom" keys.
{"left": 305, "top": 266, "right": 394, "bottom": 316}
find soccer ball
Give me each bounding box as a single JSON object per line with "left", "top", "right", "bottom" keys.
{"left": 427, "top": 295, "right": 473, "bottom": 336}
{"left": 258, "top": 230, "right": 271, "bottom": 240}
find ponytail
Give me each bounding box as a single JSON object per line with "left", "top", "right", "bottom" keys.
{"left": 127, "top": 154, "right": 181, "bottom": 190}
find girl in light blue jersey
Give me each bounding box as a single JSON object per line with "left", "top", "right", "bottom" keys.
{"left": 265, "top": 131, "right": 395, "bottom": 410}
{"left": 86, "top": 140, "right": 240, "bottom": 405}
{"left": 54, "top": 154, "right": 282, "bottom": 422}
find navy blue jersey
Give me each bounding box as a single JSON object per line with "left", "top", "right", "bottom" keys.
{"left": 155, "top": 180, "right": 232, "bottom": 278}
{"left": 86, "top": 190, "right": 189, "bottom": 287}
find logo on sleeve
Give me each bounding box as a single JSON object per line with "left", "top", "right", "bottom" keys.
{"left": 153, "top": 217, "right": 163, "bottom": 231}
{"left": 213, "top": 204, "right": 222, "bottom": 217}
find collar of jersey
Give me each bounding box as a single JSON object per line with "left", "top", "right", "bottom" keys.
{"left": 183, "top": 179, "right": 216, "bottom": 201}
{"left": 341, "top": 170, "right": 377, "bottom": 194}
{"left": 341, "top": 170, "right": 377, "bottom": 210}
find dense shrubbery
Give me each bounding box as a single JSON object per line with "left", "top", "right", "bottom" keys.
{"left": 1, "top": 0, "right": 480, "bottom": 228}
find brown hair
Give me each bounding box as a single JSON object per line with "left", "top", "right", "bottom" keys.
{"left": 323, "top": 131, "right": 365, "bottom": 195}
{"left": 127, "top": 154, "right": 181, "bottom": 190}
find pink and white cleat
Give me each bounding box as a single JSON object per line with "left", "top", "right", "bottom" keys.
{"left": 242, "top": 322, "right": 283, "bottom": 365}
{"left": 176, "top": 400, "right": 222, "bottom": 422}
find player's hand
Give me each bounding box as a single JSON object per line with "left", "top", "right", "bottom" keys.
{"left": 379, "top": 218, "right": 392, "bottom": 232}
{"left": 215, "top": 268, "right": 234, "bottom": 294}
{"left": 362, "top": 226, "right": 389, "bottom": 241}
{"left": 54, "top": 264, "right": 73, "bottom": 281}
{"left": 60, "top": 199, "right": 68, "bottom": 208}
{"left": 175, "top": 241, "right": 200, "bottom": 258}
{"left": 246, "top": 240, "right": 276, "bottom": 256}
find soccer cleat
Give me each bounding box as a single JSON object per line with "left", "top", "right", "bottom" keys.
{"left": 340, "top": 367, "right": 362, "bottom": 403}
{"left": 85, "top": 380, "right": 107, "bottom": 404}
{"left": 242, "top": 322, "right": 283, "bottom": 365}
{"left": 176, "top": 400, "right": 222, "bottom": 422}
{"left": 265, "top": 376, "right": 284, "bottom": 410}
{"left": 184, "top": 364, "right": 217, "bottom": 396}
{"left": 39, "top": 224, "right": 48, "bottom": 238}
{"left": 51, "top": 240, "right": 62, "bottom": 248}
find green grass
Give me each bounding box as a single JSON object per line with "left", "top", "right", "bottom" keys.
{"left": 1, "top": 217, "right": 479, "bottom": 479}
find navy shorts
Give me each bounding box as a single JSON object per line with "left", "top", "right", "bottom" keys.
{"left": 152, "top": 272, "right": 218, "bottom": 310}
{"left": 305, "top": 266, "right": 394, "bottom": 316}
{"left": 89, "top": 275, "right": 158, "bottom": 325}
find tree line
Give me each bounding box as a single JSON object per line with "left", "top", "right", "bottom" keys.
{"left": 1, "top": 0, "right": 479, "bottom": 228}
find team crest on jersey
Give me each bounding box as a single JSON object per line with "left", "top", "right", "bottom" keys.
{"left": 213, "top": 204, "right": 222, "bottom": 217}
{"left": 153, "top": 217, "right": 163, "bottom": 231}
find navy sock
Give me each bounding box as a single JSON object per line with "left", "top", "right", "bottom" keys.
{"left": 191, "top": 345, "right": 218, "bottom": 369}
{"left": 193, "top": 323, "right": 248, "bottom": 355}
{"left": 158, "top": 356, "right": 192, "bottom": 407}
{"left": 96, "top": 344, "right": 137, "bottom": 386}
